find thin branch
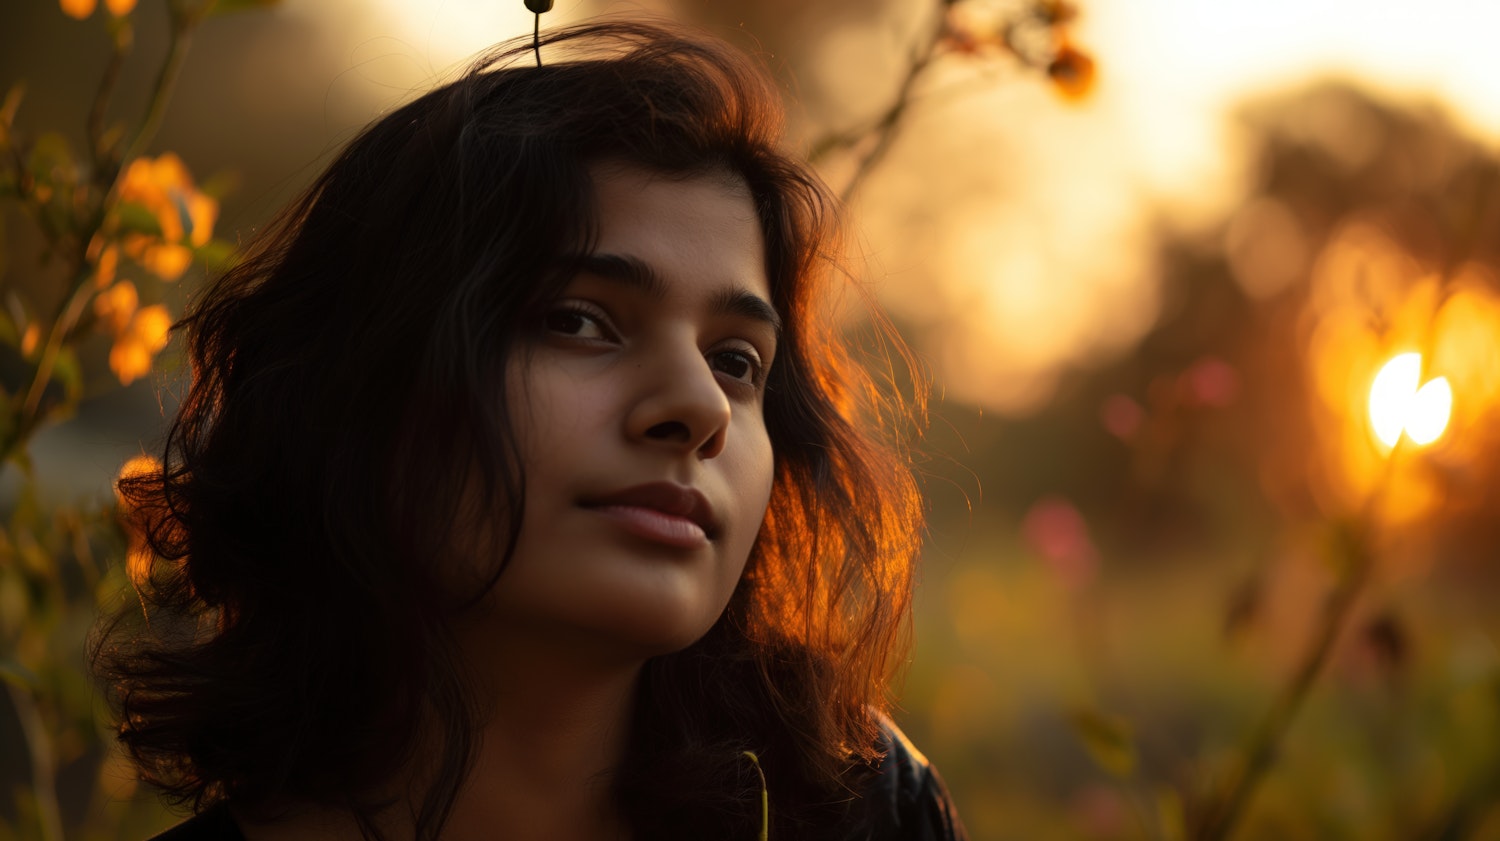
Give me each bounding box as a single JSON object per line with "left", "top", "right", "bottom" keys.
{"left": 809, "top": 10, "right": 949, "bottom": 203}
{"left": 88, "top": 18, "right": 134, "bottom": 172}
{"left": 18, "top": 264, "right": 96, "bottom": 423}
{"left": 6, "top": 682, "right": 64, "bottom": 841}
{"left": 13, "top": 9, "right": 203, "bottom": 443}
{"left": 120, "top": 11, "right": 196, "bottom": 167}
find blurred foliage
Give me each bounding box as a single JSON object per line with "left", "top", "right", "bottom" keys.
{"left": 810, "top": 0, "right": 1094, "bottom": 201}
{"left": 900, "top": 81, "right": 1500, "bottom": 840}
{"left": 1, "top": 1, "right": 279, "bottom": 839}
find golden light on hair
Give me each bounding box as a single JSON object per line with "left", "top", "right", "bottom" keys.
{"left": 115, "top": 454, "right": 161, "bottom": 501}
{"left": 115, "top": 454, "right": 162, "bottom": 589}
{"left": 1368, "top": 352, "right": 1452, "bottom": 449}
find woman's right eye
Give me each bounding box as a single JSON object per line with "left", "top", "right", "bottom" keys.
{"left": 543, "top": 305, "right": 611, "bottom": 341}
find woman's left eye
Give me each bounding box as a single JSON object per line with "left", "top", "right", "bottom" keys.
{"left": 709, "top": 348, "right": 764, "bottom": 386}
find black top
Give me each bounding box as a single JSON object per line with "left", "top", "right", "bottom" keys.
{"left": 147, "top": 803, "right": 246, "bottom": 841}
{"left": 861, "top": 716, "right": 969, "bottom": 841}
{"left": 146, "top": 718, "right": 967, "bottom": 841}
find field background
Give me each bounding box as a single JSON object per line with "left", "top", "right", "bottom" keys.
{"left": 3, "top": 1, "right": 1499, "bottom": 839}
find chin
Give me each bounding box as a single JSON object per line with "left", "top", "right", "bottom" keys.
{"left": 580, "top": 596, "right": 728, "bottom": 659}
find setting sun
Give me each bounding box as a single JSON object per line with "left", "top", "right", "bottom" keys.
{"left": 1368, "top": 352, "right": 1453, "bottom": 448}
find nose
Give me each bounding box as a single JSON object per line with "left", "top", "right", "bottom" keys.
{"left": 625, "top": 340, "right": 731, "bottom": 459}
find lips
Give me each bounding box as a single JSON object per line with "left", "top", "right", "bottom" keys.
{"left": 580, "top": 482, "right": 720, "bottom": 544}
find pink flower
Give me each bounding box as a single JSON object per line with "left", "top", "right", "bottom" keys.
{"left": 1182, "top": 356, "right": 1239, "bottom": 408}
{"left": 1100, "top": 394, "right": 1144, "bottom": 440}
{"left": 1021, "top": 496, "right": 1099, "bottom": 590}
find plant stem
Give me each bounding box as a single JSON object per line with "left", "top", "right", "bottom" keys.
{"left": 88, "top": 18, "right": 133, "bottom": 171}
{"left": 11, "top": 10, "right": 201, "bottom": 451}
{"left": 121, "top": 11, "right": 196, "bottom": 168}
{"left": 1195, "top": 540, "right": 1372, "bottom": 840}
{"left": 6, "top": 682, "right": 64, "bottom": 841}
{"left": 1196, "top": 453, "right": 1399, "bottom": 841}
{"left": 17, "top": 264, "right": 96, "bottom": 423}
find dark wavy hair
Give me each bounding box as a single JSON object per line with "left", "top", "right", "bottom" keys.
{"left": 93, "top": 20, "right": 925, "bottom": 840}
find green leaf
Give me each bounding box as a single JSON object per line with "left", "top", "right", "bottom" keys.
{"left": 1157, "top": 786, "right": 1187, "bottom": 841}
{"left": 6, "top": 446, "right": 35, "bottom": 478}
{"left": 1322, "top": 517, "right": 1371, "bottom": 582}
{"left": 0, "top": 658, "right": 39, "bottom": 690}
{"left": 198, "top": 169, "right": 240, "bottom": 201}
{"left": 114, "top": 200, "right": 164, "bottom": 238}
{"left": 1068, "top": 707, "right": 1137, "bottom": 779}
{"left": 194, "top": 237, "right": 238, "bottom": 273}
{"left": 51, "top": 347, "right": 83, "bottom": 405}
{"left": 0, "top": 298, "right": 17, "bottom": 347}
{"left": 27, "top": 132, "right": 76, "bottom": 187}
{"left": 0, "top": 83, "right": 23, "bottom": 131}
{"left": 98, "top": 122, "right": 127, "bottom": 160}
{"left": 207, "top": 0, "right": 284, "bottom": 17}
{"left": 104, "top": 13, "right": 135, "bottom": 49}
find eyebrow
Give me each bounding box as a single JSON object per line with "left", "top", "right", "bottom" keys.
{"left": 569, "top": 252, "right": 783, "bottom": 338}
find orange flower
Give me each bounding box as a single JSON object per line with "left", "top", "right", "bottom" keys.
{"left": 109, "top": 304, "right": 172, "bottom": 386}
{"left": 59, "top": 0, "right": 95, "bottom": 19}
{"left": 110, "top": 339, "right": 152, "bottom": 386}
{"left": 129, "top": 304, "right": 172, "bottom": 353}
{"left": 20, "top": 324, "right": 40, "bottom": 357}
{"left": 117, "top": 153, "right": 218, "bottom": 279}
{"left": 64, "top": 0, "right": 134, "bottom": 16}
{"left": 140, "top": 243, "right": 194, "bottom": 282}
{"left": 1047, "top": 41, "right": 1096, "bottom": 102}
{"left": 120, "top": 155, "right": 187, "bottom": 241}
{"left": 95, "top": 243, "right": 120, "bottom": 289}
{"left": 94, "top": 280, "right": 139, "bottom": 335}
{"left": 186, "top": 193, "right": 217, "bottom": 247}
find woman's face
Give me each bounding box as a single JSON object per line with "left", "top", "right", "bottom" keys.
{"left": 488, "top": 163, "right": 779, "bottom": 658}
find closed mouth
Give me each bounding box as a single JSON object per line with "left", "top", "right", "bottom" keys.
{"left": 579, "top": 481, "right": 719, "bottom": 540}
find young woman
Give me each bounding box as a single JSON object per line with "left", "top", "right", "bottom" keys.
{"left": 97, "top": 20, "right": 965, "bottom": 841}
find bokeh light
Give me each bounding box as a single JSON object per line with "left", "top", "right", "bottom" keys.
{"left": 1368, "top": 352, "right": 1451, "bottom": 449}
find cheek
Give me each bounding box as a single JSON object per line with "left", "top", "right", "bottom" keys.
{"left": 507, "top": 367, "right": 605, "bottom": 466}
{"left": 732, "top": 425, "right": 776, "bottom": 547}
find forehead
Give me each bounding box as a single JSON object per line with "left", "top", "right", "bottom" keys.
{"left": 586, "top": 163, "right": 770, "bottom": 300}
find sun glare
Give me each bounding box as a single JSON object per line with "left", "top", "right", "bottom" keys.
{"left": 1368, "top": 352, "right": 1452, "bottom": 448}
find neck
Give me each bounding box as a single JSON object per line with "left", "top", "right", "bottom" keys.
{"left": 237, "top": 622, "right": 644, "bottom": 841}
{"left": 438, "top": 615, "right": 643, "bottom": 841}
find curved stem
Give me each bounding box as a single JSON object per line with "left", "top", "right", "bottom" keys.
{"left": 1196, "top": 452, "right": 1399, "bottom": 841}
{"left": 6, "top": 682, "right": 64, "bottom": 841}
{"left": 17, "top": 265, "right": 96, "bottom": 424}
{"left": 1195, "top": 543, "right": 1372, "bottom": 840}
